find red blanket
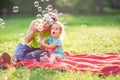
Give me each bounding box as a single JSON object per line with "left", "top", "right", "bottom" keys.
{"left": 1, "top": 52, "right": 120, "bottom": 75}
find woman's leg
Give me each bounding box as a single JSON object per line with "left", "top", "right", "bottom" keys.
{"left": 24, "top": 49, "right": 43, "bottom": 61}
{"left": 13, "top": 43, "right": 34, "bottom": 61}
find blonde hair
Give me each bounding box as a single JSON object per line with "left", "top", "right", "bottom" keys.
{"left": 52, "top": 21, "right": 65, "bottom": 40}
{"left": 43, "top": 12, "right": 58, "bottom": 22}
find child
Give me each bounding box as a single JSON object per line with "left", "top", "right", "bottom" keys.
{"left": 37, "top": 22, "right": 65, "bottom": 63}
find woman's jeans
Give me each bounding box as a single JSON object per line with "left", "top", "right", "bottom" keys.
{"left": 13, "top": 43, "right": 46, "bottom": 61}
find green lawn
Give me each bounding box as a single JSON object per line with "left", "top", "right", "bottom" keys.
{"left": 0, "top": 14, "right": 120, "bottom": 80}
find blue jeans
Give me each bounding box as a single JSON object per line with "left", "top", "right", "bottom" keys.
{"left": 24, "top": 50, "right": 49, "bottom": 61}
{"left": 13, "top": 43, "right": 39, "bottom": 61}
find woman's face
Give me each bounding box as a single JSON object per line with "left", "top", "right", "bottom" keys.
{"left": 51, "top": 24, "right": 61, "bottom": 38}
{"left": 42, "top": 16, "right": 55, "bottom": 32}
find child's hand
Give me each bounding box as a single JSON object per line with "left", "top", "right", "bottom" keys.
{"left": 37, "top": 38, "right": 45, "bottom": 44}
{"left": 40, "top": 46, "right": 45, "bottom": 50}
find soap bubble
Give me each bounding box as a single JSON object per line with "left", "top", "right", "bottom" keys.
{"left": 58, "top": 13, "right": 64, "bottom": 20}
{"left": 63, "top": 22, "right": 67, "bottom": 27}
{"left": 59, "top": 17, "right": 64, "bottom": 20}
{"left": 34, "top": 1, "right": 39, "bottom": 7}
{"left": 52, "top": 9, "right": 58, "bottom": 15}
{"left": 19, "top": 33, "right": 25, "bottom": 42}
{"left": 38, "top": 24, "right": 44, "bottom": 31}
{"left": 0, "top": 18, "right": 3, "bottom": 23}
{"left": 38, "top": 6, "right": 42, "bottom": 12}
{"left": 48, "top": 5, "right": 52, "bottom": 9}
{"left": 19, "top": 33, "right": 25, "bottom": 37}
{"left": 36, "top": 36, "right": 40, "bottom": 41}
{"left": 13, "top": 6, "right": 19, "bottom": 13}
{"left": 38, "top": 26, "right": 44, "bottom": 31}
{"left": 46, "top": 0, "right": 49, "bottom": 1}
{"left": 4, "top": 76, "right": 8, "bottom": 80}
{"left": 58, "top": 13, "right": 63, "bottom": 17}
{"left": 36, "top": 14, "right": 42, "bottom": 19}
{"left": 35, "top": 23, "right": 44, "bottom": 31}
{"left": 41, "top": 0, "right": 44, "bottom": 2}
{"left": 42, "top": 10, "right": 47, "bottom": 15}
{"left": 0, "top": 22, "right": 5, "bottom": 28}
{"left": 0, "top": 18, "right": 5, "bottom": 28}
{"left": 45, "top": 5, "right": 53, "bottom": 12}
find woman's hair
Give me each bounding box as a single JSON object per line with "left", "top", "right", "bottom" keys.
{"left": 52, "top": 21, "right": 65, "bottom": 40}
{"left": 43, "top": 12, "right": 58, "bottom": 23}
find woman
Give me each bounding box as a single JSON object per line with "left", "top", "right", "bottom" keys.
{"left": 1, "top": 12, "right": 58, "bottom": 64}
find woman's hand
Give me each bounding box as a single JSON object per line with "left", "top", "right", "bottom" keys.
{"left": 33, "top": 22, "right": 43, "bottom": 32}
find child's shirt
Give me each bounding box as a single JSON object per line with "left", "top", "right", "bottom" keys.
{"left": 46, "top": 36, "right": 65, "bottom": 59}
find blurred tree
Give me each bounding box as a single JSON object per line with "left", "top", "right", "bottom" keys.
{"left": 109, "top": 0, "right": 120, "bottom": 8}
{"left": 11, "top": 0, "right": 56, "bottom": 16}
{"left": 0, "top": 0, "right": 13, "bottom": 17}
{"left": 56, "top": 0, "right": 120, "bottom": 14}
{"left": 0, "top": 0, "right": 120, "bottom": 16}
{"left": 56, "top": 0, "right": 72, "bottom": 13}
{"left": 11, "top": 0, "right": 35, "bottom": 15}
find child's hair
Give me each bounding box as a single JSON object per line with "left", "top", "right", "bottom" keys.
{"left": 52, "top": 21, "right": 65, "bottom": 40}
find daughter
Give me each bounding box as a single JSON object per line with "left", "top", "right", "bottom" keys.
{"left": 37, "top": 21, "right": 65, "bottom": 63}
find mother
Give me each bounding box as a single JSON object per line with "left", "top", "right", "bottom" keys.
{"left": 10, "top": 12, "right": 58, "bottom": 62}
{"left": 14, "top": 13, "right": 57, "bottom": 61}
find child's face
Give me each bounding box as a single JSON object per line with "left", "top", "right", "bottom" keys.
{"left": 51, "top": 24, "right": 61, "bottom": 38}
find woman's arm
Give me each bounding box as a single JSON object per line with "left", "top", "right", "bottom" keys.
{"left": 24, "top": 20, "right": 40, "bottom": 44}
{"left": 38, "top": 40, "right": 57, "bottom": 49}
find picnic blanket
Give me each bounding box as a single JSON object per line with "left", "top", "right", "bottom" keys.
{"left": 1, "top": 52, "right": 120, "bottom": 75}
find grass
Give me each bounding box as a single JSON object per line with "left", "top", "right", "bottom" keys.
{"left": 0, "top": 14, "right": 120, "bottom": 80}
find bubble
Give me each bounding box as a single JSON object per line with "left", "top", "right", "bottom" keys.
{"left": 0, "top": 18, "right": 3, "bottom": 23}
{"left": 35, "top": 23, "right": 44, "bottom": 31}
{"left": 19, "top": 33, "right": 25, "bottom": 37}
{"left": 39, "top": 26, "right": 44, "bottom": 31}
{"left": 38, "top": 6, "right": 42, "bottom": 12}
{"left": 19, "top": 33, "right": 25, "bottom": 42}
{"left": 48, "top": 19, "right": 54, "bottom": 25}
{"left": 0, "top": 18, "right": 5, "bottom": 28}
{"left": 59, "top": 17, "right": 64, "bottom": 20}
{"left": 36, "top": 14, "right": 42, "bottom": 19}
{"left": 58, "top": 13, "right": 64, "bottom": 20}
{"left": 42, "top": 10, "right": 47, "bottom": 15}
{"left": 52, "top": 9, "right": 58, "bottom": 15}
{"left": 63, "top": 22, "right": 67, "bottom": 25}
{"left": 4, "top": 76, "right": 8, "bottom": 80}
{"left": 46, "top": 0, "right": 49, "bottom": 1}
{"left": 63, "top": 22, "right": 68, "bottom": 27}
{"left": 45, "top": 5, "right": 53, "bottom": 12}
{"left": 80, "top": 24, "right": 87, "bottom": 28}
{"left": 58, "top": 13, "right": 63, "bottom": 16}
{"left": 34, "top": 1, "right": 39, "bottom": 7}
{"left": 0, "top": 22, "right": 5, "bottom": 28}
{"left": 36, "top": 36, "right": 40, "bottom": 41}
{"left": 41, "top": 0, "right": 44, "bottom": 2}
{"left": 13, "top": 6, "right": 19, "bottom": 13}
{"left": 48, "top": 5, "right": 52, "bottom": 8}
